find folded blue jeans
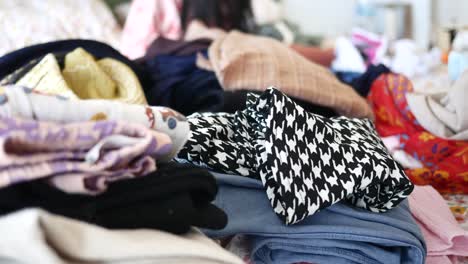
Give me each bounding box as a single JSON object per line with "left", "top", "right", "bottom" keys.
{"left": 205, "top": 173, "right": 426, "bottom": 264}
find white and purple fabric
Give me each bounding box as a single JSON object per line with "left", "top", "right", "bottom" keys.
{"left": 0, "top": 85, "right": 190, "bottom": 158}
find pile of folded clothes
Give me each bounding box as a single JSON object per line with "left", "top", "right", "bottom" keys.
{"left": 0, "top": 40, "right": 242, "bottom": 263}
{"left": 0, "top": 21, "right": 467, "bottom": 264}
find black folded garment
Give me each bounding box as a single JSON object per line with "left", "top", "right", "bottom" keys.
{"left": 0, "top": 163, "right": 227, "bottom": 234}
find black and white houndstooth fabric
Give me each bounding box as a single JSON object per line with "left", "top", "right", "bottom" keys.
{"left": 177, "top": 88, "right": 413, "bottom": 225}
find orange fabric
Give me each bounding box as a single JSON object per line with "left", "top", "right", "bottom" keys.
{"left": 368, "top": 73, "right": 468, "bottom": 194}
{"left": 202, "top": 31, "right": 373, "bottom": 119}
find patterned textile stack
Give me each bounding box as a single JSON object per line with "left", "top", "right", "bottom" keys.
{"left": 0, "top": 40, "right": 240, "bottom": 264}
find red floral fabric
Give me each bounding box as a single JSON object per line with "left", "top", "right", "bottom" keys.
{"left": 368, "top": 73, "right": 468, "bottom": 194}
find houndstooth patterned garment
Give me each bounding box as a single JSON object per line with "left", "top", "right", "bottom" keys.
{"left": 177, "top": 88, "right": 413, "bottom": 225}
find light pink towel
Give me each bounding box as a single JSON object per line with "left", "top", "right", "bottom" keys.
{"left": 120, "top": 0, "right": 182, "bottom": 59}
{"left": 0, "top": 116, "right": 173, "bottom": 194}
{"left": 409, "top": 186, "right": 468, "bottom": 264}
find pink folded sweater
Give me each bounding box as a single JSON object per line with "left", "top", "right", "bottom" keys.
{"left": 409, "top": 186, "right": 468, "bottom": 264}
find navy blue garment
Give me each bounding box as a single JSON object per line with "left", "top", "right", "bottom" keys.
{"left": 0, "top": 39, "right": 150, "bottom": 88}
{"left": 334, "top": 64, "right": 391, "bottom": 97}
{"left": 139, "top": 52, "right": 224, "bottom": 115}
{"left": 334, "top": 71, "right": 362, "bottom": 85}
{"left": 205, "top": 172, "right": 426, "bottom": 264}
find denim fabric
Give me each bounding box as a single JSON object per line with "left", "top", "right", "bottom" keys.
{"left": 206, "top": 173, "right": 426, "bottom": 264}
